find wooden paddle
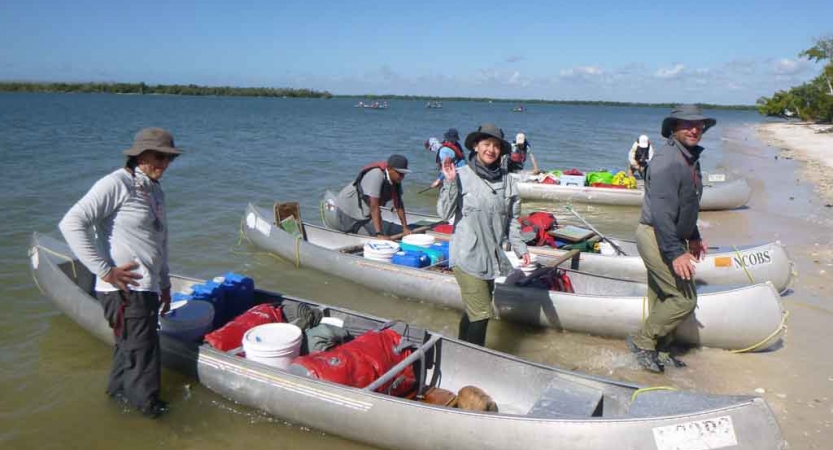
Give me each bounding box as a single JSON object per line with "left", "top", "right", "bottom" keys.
{"left": 418, "top": 185, "right": 437, "bottom": 194}
{"left": 274, "top": 201, "right": 307, "bottom": 240}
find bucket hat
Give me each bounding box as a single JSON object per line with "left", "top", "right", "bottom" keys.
{"left": 516, "top": 133, "right": 526, "bottom": 145}
{"left": 443, "top": 128, "right": 460, "bottom": 142}
{"left": 661, "top": 105, "right": 717, "bottom": 138}
{"left": 638, "top": 135, "right": 649, "bottom": 148}
{"left": 464, "top": 123, "right": 511, "bottom": 155}
{"left": 387, "top": 154, "right": 411, "bottom": 174}
{"left": 123, "top": 128, "right": 182, "bottom": 156}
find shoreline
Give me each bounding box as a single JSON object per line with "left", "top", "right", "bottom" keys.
{"left": 756, "top": 122, "right": 833, "bottom": 204}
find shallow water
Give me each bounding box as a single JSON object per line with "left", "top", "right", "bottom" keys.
{"left": 0, "top": 93, "right": 765, "bottom": 449}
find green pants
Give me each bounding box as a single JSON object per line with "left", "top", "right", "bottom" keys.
{"left": 453, "top": 267, "right": 495, "bottom": 322}
{"left": 632, "top": 224, "right": 697, "bottom": 351}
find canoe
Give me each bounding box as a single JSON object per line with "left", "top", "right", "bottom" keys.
{"left": 243, "top": 204, "right": 787, "bottom": 351}
{"left": 386, "top": 209, "right": 796, "bottom": 294}
{"left": 515, "top": 173, "right": 751, "bottom": 210}
{"left": 29, "top": 232, "right": 785, "bottom": 450}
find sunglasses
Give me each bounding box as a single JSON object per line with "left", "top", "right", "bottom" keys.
{"left": 147, "top": 151, "right": 178, "bottom": 162}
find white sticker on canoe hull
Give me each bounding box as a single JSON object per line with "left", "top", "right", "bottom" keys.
{"left": 245, "top": 212, "right": 271, "bottom": 237}
{"left": 30, "top": 248, "right": 39, "bottom": 269}
{"left": 653, "top": 416, "right": 737, "bottom": 450}
{"left": 708, "top": 174, "right": 726, "bottom": 182}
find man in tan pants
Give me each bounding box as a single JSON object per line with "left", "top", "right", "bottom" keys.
{"left": 628, "top": 105, "right": 716, "bottom": 373}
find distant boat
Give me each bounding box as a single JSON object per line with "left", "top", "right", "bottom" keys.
{"left": 355, "top": 101, "right": 389, "bottom": 109}
{"left": 425, "top": 101, "right": 443, "bottom": 109}
{"left": 511, "top": 105, "right": 525, "bottom": 113}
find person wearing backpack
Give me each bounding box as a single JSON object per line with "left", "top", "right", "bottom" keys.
{"left": 437, "top": 123, "right": 531, "bottom": 346}
{"left": 627, "top": 105, "right": 715, "bottom": 373}
{"left": 506, "top": 132, "right": 540, "bottom": 174}
{"left": 627, "top": 134, "right": 654, "bottom": 179}
{"left": 429, "top": 128, "right": 467, "bottom": 188}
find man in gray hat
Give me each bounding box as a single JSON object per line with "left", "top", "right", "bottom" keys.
{"left": 627, "top": 105, "right": 716, "bottom": 373}
{"left": 59, "top": 127, "right": 182, "bottom": 417}
{"left": 327, "top": 154, "right": 413, "bottom": 239}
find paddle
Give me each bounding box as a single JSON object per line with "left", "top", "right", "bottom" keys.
{"left": 564, "top": 205, "right": 628, "bottom": 256}
{"left": 417, "top": 185, "right": 437, "bottom": 195}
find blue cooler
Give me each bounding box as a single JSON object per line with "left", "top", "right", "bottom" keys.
{"left": 391, "top": 250, "right": 431, "bottom": 268}
{"left": 191, "top": 281, "right": 227, "bottom": 329}
{"left": 430, "top": 241, "right": 450, "bottom": 261}
{"left": 219, "top": 272, "right": 255, "bottom": 318}
{"left": 399, "top": 242, "right": 445, "bottom": 265}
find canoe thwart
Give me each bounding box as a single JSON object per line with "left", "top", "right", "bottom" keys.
{"left": 527, "top": 379, "right": 604, "bottom": 418}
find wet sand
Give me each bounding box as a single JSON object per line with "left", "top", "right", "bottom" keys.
{"left": 541, "top": 123, "right": 833, "bottom": 449}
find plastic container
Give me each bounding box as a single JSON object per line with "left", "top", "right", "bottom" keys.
{"left": 217, "top": 272, "right": 255, "bottom": 319}
{"left": 559, "top": 174, "right": 587, "bottom": 186}
{"left": 191, "top": 281, "right": 227, "bottom": 329}
{"left": 363, "top": 241, "right": 400, "bottom": 262}
{"left": 431, "top": 241, "right": 451, "bottom": 261}
{"left": 401, "top": 234, "right": 436, "bottom": 248}
{"left": 391, "top": 250, "right": 431, "bottom": 268}
{"left": 320, "top": 317, "right": 344, "bottom": 328}
{"left": 160, "top": 300, "right": 215, "bottom": 342}
{"left": 400, "top": 242, "right": 445, "bottom": 265}
{"left": 243, "top": 323, "right": 303, "bottom": 369}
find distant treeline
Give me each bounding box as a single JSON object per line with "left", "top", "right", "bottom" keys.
{"left": 0, "top": 82, "right": 333, "bottom": 98}
{"left": 338, "top": 94, "right": 756, "bottom": 111}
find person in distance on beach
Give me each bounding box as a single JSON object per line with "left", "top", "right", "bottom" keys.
{"left": 506, "top": 132, "right": 540, "bottom": 174}
{"left": 430, "top": 128, "right": 467, "bottom": 188}
{"left": 627, "top": 134, "right": 654, "bottom": 179}
{"left": 327, "top": 154, "right": 413, "bottom": 239}
{"left": 437, "top": 123, "right": 531, "bottom": 346}
{"left": 59, "top": 128, "right": 181, "bottom": 418}
{"left": 627, "top": 105, "right": 716, "bottom": 373}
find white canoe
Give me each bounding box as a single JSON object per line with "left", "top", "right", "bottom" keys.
{"left": 515, "top": 174, "right": 751, "bottom": 211}
{"left": 244, "top": 204, "right": 787, "bottom": 351}
{"left": 29, "top": 232, "right": 785, "bottom": 450}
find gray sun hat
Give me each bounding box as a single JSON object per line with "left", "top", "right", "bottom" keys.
{"left": 444, "top": 128, "right": 460, "bottom": 141}
{"left": 387, "top": 154, "right": 411, "bottom": 174}
{"left": 464, "top": 123, "right": 511, "bottom": 155}
{"left": 661, "top": 104, "right": 717, "bottom": 138}
{"left": 123, "top": 128, "right": 182, "bottom": 156}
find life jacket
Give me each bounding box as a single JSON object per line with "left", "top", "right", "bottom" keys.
{"left": 354, "top": 162, "right": 403, "bottom": 210}
{"left": 548, "top": 269, "right": 574, "bottom": 293}
{"left": 509, "top": 142, "right": 528, "bottom": 164}
{"left": 435, "top": 141, "right": 465, "bottom": 167}
{"left": 635, "top": 145, "right": 650, "bottom": 165}
{"left": 290, "top": 328, "right": 417, "bottom": 397}
{"left": 518, "top": 212, "right": 557, "bottom": 247}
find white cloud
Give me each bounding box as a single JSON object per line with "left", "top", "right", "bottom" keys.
{"left": 772, "top": 58, "right": 808, "bottom": 75}
{"left": 559, "top": 66, "right": 603, "bottom": 78}
{"left": 655, "top": 63, "right": 686, "bottom": 79}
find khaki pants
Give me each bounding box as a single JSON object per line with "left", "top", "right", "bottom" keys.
{"left": 632, "top": 224, "right": 697, "bottom": 351}
{"left": 453, "top": 267, "right": 495, "bottom": 322}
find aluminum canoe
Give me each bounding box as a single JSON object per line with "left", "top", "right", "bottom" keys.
{"left": 243, "top": 204, "right": 787, "bottom": 351}
{"left": 29, "top": 232, "right": 785, "bottom": 450}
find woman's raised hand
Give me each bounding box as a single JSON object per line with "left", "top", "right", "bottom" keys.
{"left": 441, "top": 157, "right": 457, "bottom": 182}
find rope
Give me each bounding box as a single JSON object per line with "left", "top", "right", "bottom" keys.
{"left": 631, "top": 386, "right": 677, "bottom": 403}
{"left": 230, "top": 215, "right": 291, "bottom": 265}
{"left": 731, "top": 245, "right": 755, "bottom": 284}
{"left": 729, "top": 310, "right": 790, "bottom": 354}
{"left": 294, "top": 235, "right": 301, "bottom": 269}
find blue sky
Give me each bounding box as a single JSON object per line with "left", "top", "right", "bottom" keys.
{"left": 1, "top": 0, "right": 830, "bottom": 104}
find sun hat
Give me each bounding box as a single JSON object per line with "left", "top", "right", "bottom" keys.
{"left": 516, "top": 133, "right": 526, "bottom": 145}
{"left": 387, "top": 154, "right": 411, "bottom": 174}
{"left": 661, "top": 105, "right": 717, "bottom": 138}
{"left": 425, "top": 137, "right": 441, "bottom": 152}
{"left": 464, "top": 123, "right": 511, "bottom": 155}
{"left": 443, "top": 128, "right": 460, "bottom": 142}
{"left": 123, "top": 128, "right": 182, "bottom": 156}
{"left": 638, "top": 135, "right": 649, "bottom": 148}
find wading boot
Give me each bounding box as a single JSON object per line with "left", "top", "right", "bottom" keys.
{"left": 626, "top": 335, "right": 664, "bottom": 373}
{"left": 657, "top": 352, "right": 687, "bottom": 368}
{"left": 140, "top": 399, "right": 169, "bottom": 419}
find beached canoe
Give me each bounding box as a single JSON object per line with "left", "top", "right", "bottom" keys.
{"left": 29, "top": 232, "right": 785, "bottom": 450}
{"left": 243, "top": 204, "right": 786, "bottom": 351}
{"left": 514, "top": 173, "right": 751, "bottom": 210}
{"left": 385, "top": 209, "right": 796, "bottom": 294}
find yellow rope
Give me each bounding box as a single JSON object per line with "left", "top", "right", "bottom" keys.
{"left": 631, "top": 386, "right": 677, "bottom": 403}
{"left": 731, "top": 245, "right": 755, "bottom": 284}
{"left": 31, "top": 272, "right": 47, "bottom": 295}
{"left": 642, "top": 296, "right": 647, "bottom": 323}
{"left": 34, "top": 245, "right": 77, "bottom": 279}
{"left": 729, "top": 310, "right": 790, "bottom": 354}
{"left": 294, "top": 235, "right": 301, "bottom": 269}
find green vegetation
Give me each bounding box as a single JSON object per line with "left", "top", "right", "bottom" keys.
{"left": 757, "top": 35, "right": 833, "bottom": 123}
{"left": 339, "top": 94, "right": 755, "bottom": 110}
{"left": 0, "top": 81, "right": 333, "bottom": 98}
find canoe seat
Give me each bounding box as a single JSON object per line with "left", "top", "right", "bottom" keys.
{"left": 527, "top": 379, "right": 604, "bottom": 418}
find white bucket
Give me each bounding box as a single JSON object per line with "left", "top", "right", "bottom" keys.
{"left": 401, "top": 234, "right": 436, "bottom": 248}
{"left": 242, "top": 323, "right": 303, "bottom": 369}
{"left": 519, "top": 254, "right": 540, "bottom": 275}
{"left": 160, "top": 300, "right": 215, "bottom": 342}
{"left": 363, "top": 240, "right": 400, "bottom": 261}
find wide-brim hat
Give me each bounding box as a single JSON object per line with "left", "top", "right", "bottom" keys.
{"left": 444, "top": 128, "right": 460, "bottom": 141}
{"left": 464, "top": 123, "right": 511, "bottom": 155}
{"left": 661, "top": 104, "right": 717, "bottom": 138}
{"left": 123, "top": 128, "right": 182, "bottom": 156}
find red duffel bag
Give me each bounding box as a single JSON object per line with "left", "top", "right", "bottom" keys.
{"left": 205, "top": 304, "right": 284, "bottom": 351}
{"left": 290, "top": 328, "right": 416, "bottom": 397}
{"left": 433, "top": 223, "right": 453, "bottom": 235}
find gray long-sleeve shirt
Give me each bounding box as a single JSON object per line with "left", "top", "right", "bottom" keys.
{"left": 437, "top": 165, "right": 527, "bottom": 280}
{"left": 639, "top": 137, "right": 703, "bottom": 262}
{"left": 58, "top": 167, "right": 170, "bottom": 293}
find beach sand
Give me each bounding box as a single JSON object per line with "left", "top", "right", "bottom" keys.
{"left": 513, "top": 122, "right": 833, "bottom": 449}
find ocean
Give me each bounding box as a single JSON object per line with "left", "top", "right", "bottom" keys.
{"left": 0, "top": 93, "right": 763, "bottom": 449}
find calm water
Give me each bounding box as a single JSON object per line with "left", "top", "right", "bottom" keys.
{"left": 0, "top": 93, "right": 762, "bottom": 449}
